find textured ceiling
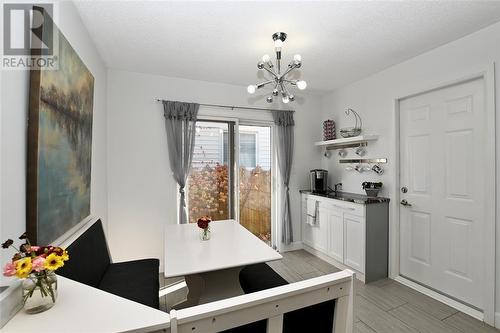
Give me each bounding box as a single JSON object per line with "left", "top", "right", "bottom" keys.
{"left": 74, "top": 1, "right": 500, "bottom": 92}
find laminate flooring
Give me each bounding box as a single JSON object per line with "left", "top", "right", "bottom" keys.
{"left": 159, "top": 250, "right": 499, "bottom": 333}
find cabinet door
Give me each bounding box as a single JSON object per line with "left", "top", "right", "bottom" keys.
{"left": 327, "top": 209, "right": 344, "bottom": 262}
{"left": 311, "top": 206, "right": 328, "bottom": 253}
{"left": 344, "top": 213, "right": 365, "bottom": 273}
{"left": 301, "top": 197, "right": 313, "bottom": 247}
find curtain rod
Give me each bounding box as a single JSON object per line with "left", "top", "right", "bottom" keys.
{"left": 154, "top": 98, "right": 294, "bottom": 113}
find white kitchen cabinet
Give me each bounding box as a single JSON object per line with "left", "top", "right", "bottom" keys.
{"left": 343, "top": 213, "right": 365, "bottom": 273}
{"left": 302, "top": 197, "right": 328, "bottom": 253}
{"left": 300, "top": 192, "right": 389, "bottom": 283}
{"left": 313, "top": 206, "right": 329, "bottom": 253}
{"left": 327, "top": 208, "right": 344, "bottom": 263}
{"left": 301, "top": 197, "right": 312, "bottom": 247}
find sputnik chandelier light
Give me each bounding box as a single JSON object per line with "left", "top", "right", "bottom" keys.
{"left": 247, "top": 32, "right": 307, "bottom": 103}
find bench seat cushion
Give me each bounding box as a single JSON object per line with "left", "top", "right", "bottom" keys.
{"left": 98, "top": 259, "right": 160, "bottom": 309}
{"left": 282, "top": 300, "right": 336, "bottom": 333}
{"left": 228, "top": 262, "right": 335, "bottom": 333}
{"left": 57, "top": 220, "right": 111, "bottom": 288}
{"left": 239, "top": 263, "right": 288, "bottom": 293}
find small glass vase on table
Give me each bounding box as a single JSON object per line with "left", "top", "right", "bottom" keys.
{"left": 2, "top": 233, "right": 69, "bottom": 314}
{"left": 197, "top": 216, "right": 212, "bottom": 241}
{"left": 22, "top": 270, "right": 58, "bottom": 313}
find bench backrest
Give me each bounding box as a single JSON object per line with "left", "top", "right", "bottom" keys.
{"left": 169, "top": 270, "right": 355, "bottom": 333}
{"left": 57, "top": 219, "right": 111, "bottom": 287}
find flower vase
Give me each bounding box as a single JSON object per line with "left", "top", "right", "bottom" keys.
{"left": 22, "top": 271, "right": 58, "bottom": 314}
{"left": 200, "top": 227, "right": 211, "bottom": 241}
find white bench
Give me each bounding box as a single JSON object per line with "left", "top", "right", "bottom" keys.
{"left": 169, "top": 270, "right": 355, "bottom": 333}
{"left": 2, "top": 269, "right": 354, "bottom": 333}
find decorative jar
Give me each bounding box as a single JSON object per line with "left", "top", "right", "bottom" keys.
{"left": 323, "top": 119, "right": 336, "bottom": 140}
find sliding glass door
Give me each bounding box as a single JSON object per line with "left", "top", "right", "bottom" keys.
{"left": 238, "top": 125, "right": 272, "bottom": 246}
{"left": 187, "top": 121, "right": 234, "bottom": 223}
{"left": 187, "top": 120, "right": 272, "bottom": 246}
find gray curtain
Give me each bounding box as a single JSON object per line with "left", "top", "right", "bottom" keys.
{"left": 272, "top": 110, "right": 295, "bottom": 245}
{"left": 163, "top": 101, "right": 199, "bottom": 224}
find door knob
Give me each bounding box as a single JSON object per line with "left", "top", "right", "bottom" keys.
{"left": 400, "top": 199, "right": 412, "bottom": 207}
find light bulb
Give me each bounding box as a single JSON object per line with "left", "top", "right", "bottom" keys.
{"left": 262, "top": 54, "right": 271, "bottom": 63}
{"left": 297, "top": 80, "right": 307, "bottom": 90}
{"left": 266, "top": 96, "right": 273, "bottom": 103}
{"left": 293, "top": 54, "right": 302, "bottom": 62}
{"left": 274, "top": 39, "right": 283, "bottom": 49}
{"left": 282, "top": 96, "right": 290, "bottom": 104}
{"left": 289, "top": 94, "right": 295, "bottom": 102}
{"left": 247, "top": 85, "right": 256, "bottom": 94}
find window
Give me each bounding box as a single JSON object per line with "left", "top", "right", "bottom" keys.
{"left": 238, "top": 126, "right": 271, "bottom": 246}
{"left": 188, "top": 121, "right": 272, "bottom": 246}
{"left": 239, "top": 133, "right": 257, "bottom": 168}
{"left": 223, "top": 131, "right": 228, "bottom": 165}
{"left": 223, "top": 132, "right": 257, "bottom": 168}
{"left": 188, "top": 121, "right": 234, "bottom": 223}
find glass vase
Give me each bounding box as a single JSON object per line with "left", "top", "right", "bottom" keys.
{"left": 22, "top": 271, "right": 58, "bottom": 314}
{"left": 200, "top": 227, "right": 211, "bottom": 241}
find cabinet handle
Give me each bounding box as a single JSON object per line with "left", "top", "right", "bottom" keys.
{"left": 306, "top": 214, "right": 316, "bottom": 218}
{"left": 330, "top": 205, "right": 355, "bottom": 210}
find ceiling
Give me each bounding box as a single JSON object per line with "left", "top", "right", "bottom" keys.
{"left": 74, "top": 1, "right": 500, "bottom": 92}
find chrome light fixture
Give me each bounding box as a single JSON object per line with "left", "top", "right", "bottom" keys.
{"left": 247, "top": 32, "right": 307, "bottom": 103}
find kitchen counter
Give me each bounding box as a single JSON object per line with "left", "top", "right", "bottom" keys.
{"left": 299, "top": 190, "right": 390, "bottom": 204}
{"left": 300, "top": 189, "right": 389, "bottom": 282}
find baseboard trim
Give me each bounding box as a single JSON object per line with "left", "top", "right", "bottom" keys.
{"left": 394, "top": 276, "right": 484, "bottom": 322}
{"left": 280, "top": 241, "right": 303, "bottom": 252}
{"left": 495, "top": 312, "right": 500, "bottom": 328}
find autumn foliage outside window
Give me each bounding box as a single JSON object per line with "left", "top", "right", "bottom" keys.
{"left": 187, "top": 164, "right": 271, "bottom": 244}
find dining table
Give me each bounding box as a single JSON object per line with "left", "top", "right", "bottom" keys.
{"left": 164, "top": 220, "right": 283, "bottom": 309}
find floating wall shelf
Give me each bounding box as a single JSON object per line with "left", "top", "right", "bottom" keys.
{"left": 339, "top": 158, "right": 387, "bottom": 164}
{"left": 314, "top": 135, "right": 379, "bottom": 150}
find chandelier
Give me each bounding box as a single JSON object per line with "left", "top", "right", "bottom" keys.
{"left": 247, "top": 32, "right": 307, "bottom": 103}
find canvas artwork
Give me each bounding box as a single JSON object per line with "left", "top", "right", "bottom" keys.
{"left": 27, "top": 11, "right": 94, "bottom": 244}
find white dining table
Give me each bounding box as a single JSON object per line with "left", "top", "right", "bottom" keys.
{"left": 164, "top": 220, "right": 282, "bottom": 308}
{"left": 2, "top": 276, "right": 171, "bottom": 333}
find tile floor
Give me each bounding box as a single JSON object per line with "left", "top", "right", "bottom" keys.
{"left": 160, "top": 250, "right": 500, "bottom": 333}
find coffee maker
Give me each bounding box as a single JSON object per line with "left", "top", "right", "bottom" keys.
{"left": 310, "top": 169, "right": 328, "bottom": 194}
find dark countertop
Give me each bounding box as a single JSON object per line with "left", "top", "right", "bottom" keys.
{"left": 299, "top": 190, "right": 390, "bottom": 204}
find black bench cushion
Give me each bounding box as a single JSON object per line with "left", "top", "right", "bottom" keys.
{"left": 58, "top": 220, "right": 111, "bottom": 288}
{"left": 221, "top": 299, "right": 335, "bottom": 333}
{"left": 221, "top": 320, "right": 267, "bottom": 333}
{"left": 282, "top": 300, "right": 336, "bottom": 333}
{"left": 57, "top": 219, "right": 160, "bottom": 310}
{"left": 239, "top": 263, "right": 288, "bottom": 293}
{"left": 228, "top": 263, "right": 335, "bottom": 333}
{"left": 99, "top": 259, "right": 160, "bottom": 309}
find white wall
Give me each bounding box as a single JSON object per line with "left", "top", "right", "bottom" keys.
{"left": 106, "top": 69, "right": 323, "bottom": 271}
{"left": 320, "top": 21, "right": 500, "bottom": 326}
{"left": 0, "top": 1, "right": 107, "bottom": 286}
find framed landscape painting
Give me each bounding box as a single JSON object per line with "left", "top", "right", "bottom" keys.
{"left": 27, "top": 8, "right": 94, "bottom": 244}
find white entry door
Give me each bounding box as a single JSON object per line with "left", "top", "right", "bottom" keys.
{"left": 399, "top": 78, "right": 487, "bottom": 309}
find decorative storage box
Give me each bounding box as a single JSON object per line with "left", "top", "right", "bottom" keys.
{"left": 323, "top": 120, "right": 336, "bottom": 140}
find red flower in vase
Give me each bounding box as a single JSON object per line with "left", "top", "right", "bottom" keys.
{"left": 197, "top": 216, "right": 212, "bottom": 229}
